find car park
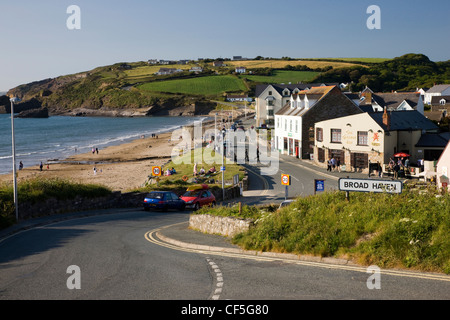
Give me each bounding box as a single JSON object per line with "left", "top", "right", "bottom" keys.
{"left": 143, "top": 191, "right": 186, "bottom": 211}
{"left": 181, "top": 184, "right": 216, "bottom": 210}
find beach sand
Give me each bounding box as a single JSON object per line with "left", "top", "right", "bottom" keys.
{"left": 0, "top": 116, "right": 231, "bottom": 192}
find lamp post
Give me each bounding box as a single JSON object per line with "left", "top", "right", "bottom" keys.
{"left": 10, "top": 97, "right": 20, "bottom": 221}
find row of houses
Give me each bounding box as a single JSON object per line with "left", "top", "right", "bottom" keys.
{"left": 255, "top": 83, "right": 450, "bottom": 183}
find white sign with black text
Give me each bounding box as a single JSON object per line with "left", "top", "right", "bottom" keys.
{"left": 339, "top": 178, "right": 402, "bottom": 194}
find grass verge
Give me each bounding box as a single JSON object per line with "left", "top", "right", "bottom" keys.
{"left": 0, "top": 178, "right": 112, "bottom": 229}
{"left": 199, "top": 190, "right": 450, "bottom": 274}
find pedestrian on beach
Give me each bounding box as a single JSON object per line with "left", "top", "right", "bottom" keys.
{"left": 96, "top": 147, "right": 99, "bottom": 154}
{"left": 92, "top": 147, "right": 95, "bottom": 154}
{"left": 40, "top": 162, "right": 43, "bottom": 171}
{"left": 19, "top": 161, "right": 23, "bottom": 170}
{"left": 193, "top": 162, "right": 197, "bottom": 176}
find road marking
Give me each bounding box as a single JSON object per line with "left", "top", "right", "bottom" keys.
{"left": 207, "top": 258, "right": 224, "bottom": 300}
{"left": 145, "top": 224, "right": 450, "bottom": 283}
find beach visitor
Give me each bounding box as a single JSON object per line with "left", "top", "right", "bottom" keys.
{"left": 193, "top": 163, "right": 197, "bottom": 176}
{"left": 19, "top": 161, "right": 23, "bottom": 170}
{"left": 165, "top": 168, "right": 172, "bottom": 176}
{"left": 208, "top": 166, "right": 216, "bottom": 174}
{"left": 40, "top": 162, "right": 43, "bottom": 171}
{"left": 96, "top": 147, "right": 99, "bottom": 154}
{"left": 93, "top": 167, "right": 97, "bottom": 175}
{"left": 199, "top": 167, "right": 205, "bottom": 175}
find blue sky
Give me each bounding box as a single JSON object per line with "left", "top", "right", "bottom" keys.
{"left": 1, "top": 0, "right": 449, "bottom": 91}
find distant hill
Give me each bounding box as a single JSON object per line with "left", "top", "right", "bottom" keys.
{"left": 5, "top": 54, "right": 447, "bottom": 116}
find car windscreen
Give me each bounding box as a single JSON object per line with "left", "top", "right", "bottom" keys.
{"left": 147, "top": 192, "right": 165, "bottom": 199}
{"left": 183, "top": 190, "right": 202, "bottom": 197}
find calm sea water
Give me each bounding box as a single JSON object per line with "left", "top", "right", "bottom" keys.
{"left": 0, "top": 114, "right": 207, "bottom": 175}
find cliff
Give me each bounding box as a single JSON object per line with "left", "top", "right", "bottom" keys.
{"left": 5, "top": 62, "right": 218, "bottom": 117}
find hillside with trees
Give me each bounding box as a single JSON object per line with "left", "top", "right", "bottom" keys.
{"left": 311, "top": 53, "right": 450, "bottom": 92}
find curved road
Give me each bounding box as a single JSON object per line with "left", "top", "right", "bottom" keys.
{"left": 1, "top": 208, "right": 449, "bottom": 301}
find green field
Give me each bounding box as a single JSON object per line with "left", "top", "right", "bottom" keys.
{"left": 242, "top": 70, "right": 320, "bottom": 84}
{"left": 138, "top": 75, "right": 247, "bottom": 96}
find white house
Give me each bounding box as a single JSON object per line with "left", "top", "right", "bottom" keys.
{"left": 235, "top": 67, "right": 246, "bottom": 74}
{"left": 436, "top": 141, "right": 450, "bottom": 192}
{"left": 254, "top": 83, "right": 338, "bottom": 128}
{"left": 424, "top": 84, "right": 450, "bottom": 104}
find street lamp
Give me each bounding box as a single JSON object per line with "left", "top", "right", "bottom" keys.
{"left": 10, "top": 97, "right": 20, "bottom": 221}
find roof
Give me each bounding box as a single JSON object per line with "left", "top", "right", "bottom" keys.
{"left": 372, "top": 92, "right": 421, "bottom": 110}
{"left": 255, "top": 83, "right": 339, "bottom": 97}
{"left": 275, "top": 86, "right": 335, "bottom": 117}
{"left": 431, "top": 95, "right": 450, "bottom": 105}
{"left": 426, "top": 84, "right": 450, "bottom": 94}
{"left": 415, "top": 132, "right": 450, "bottom": 148}
{"left": 369, "top": 110, "right": 439, "bottom": 131}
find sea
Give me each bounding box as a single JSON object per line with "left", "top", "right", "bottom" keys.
{"left": 0, "top": 114, "right": 208, "bottom": 175}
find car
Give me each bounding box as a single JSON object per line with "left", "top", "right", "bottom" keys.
{"left": 278, "top": 199, "right": 294, "bottom": 210}
{"left": 143, "top": 191, "right": 186, "bottom": 211}
{"left": 180, "top": 184, "right": 216, "bottom": 210}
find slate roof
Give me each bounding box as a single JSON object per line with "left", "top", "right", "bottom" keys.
{"left": 275, "top": 86, "right": 335, "bottom": 117}
{"left": 369, "top": 110, "right": 438, "bottom": 131}
{"left": 255, "top": 83, "right": 339, "bottom": 97}
{"left": 431, "top": 95, "right": 450, "bottom": 105}
{"left": 426, "top": 84, "right": 450, "bottom": 94}
{"left": 415, "top": 132, "right": 450, "bottom": 148}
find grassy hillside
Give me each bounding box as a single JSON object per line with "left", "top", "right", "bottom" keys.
{"left": 241, "top": 70, "right": 320, "bottom": 84}
{"left": 138, "top": 75, "right": 248, "bottom": 96}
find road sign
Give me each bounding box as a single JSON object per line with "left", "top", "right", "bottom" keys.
{"left": 281, "top": 174, "right": 290, "bottom": 186}
{"left": 338, "top": 178, "right": 402, "bottom": 194}
{"left": 220, "top": 166, "right": 226, "bottom": 171}
{"left": 152, "top": 166, "right": 161, "bottom": 176}
{"left": 314, "top": 179, "right": 325, "bottom": 194}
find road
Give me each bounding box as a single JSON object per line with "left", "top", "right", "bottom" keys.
{"left": 1, "top": 206, "right": 449, "bottom": 302}
{"left": 0, "top": 118, "right": 449, "bottom": 304}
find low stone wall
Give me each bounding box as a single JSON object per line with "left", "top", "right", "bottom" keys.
{"left": 189, "top": 214, "right": 254, "bottom": 237}
{"left": 17, "top": 191, "right": 146, "bottom": 220}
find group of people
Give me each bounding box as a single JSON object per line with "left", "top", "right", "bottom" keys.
{"left": 164, "top": 167, "right": 177, "bottom": 176}
{"left": 193, "top": 163, "right": 216, "bottom": 176}
{"left": 326, "top": 156, "right": 341, "bottom": 172}
{"left": 388, "top": 156, "right": 410, "bottom": 179}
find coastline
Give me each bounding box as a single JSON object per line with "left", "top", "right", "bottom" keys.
{"left": 0, "top": 116, "right": 220, "bottom": 192}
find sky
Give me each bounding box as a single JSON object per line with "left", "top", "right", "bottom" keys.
{"left": 1, "top": 0, "right": 449, "bottom": 92}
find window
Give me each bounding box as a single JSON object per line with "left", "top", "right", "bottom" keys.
{"left": 331, "top": 129, "right": 341, "bottom": 143}
{"left": 316, "top": 128, "right": 323, "bottom": 142}
{"left": 357, "top": 131, "right": 368, "bottom": 146}
{"left": 440, "top": 99, "right": 446, "bottom": 105}
{"left": 284, "top": 119, "right": 287, "bottom": 131}
{"left": 295, "top": 120, "right": 298, "bottom": 133}
{"left": 290, "top": 120, "right": 292, "bottom": 132}
{"left": 277, "top": 118, "right": 280, "bottom": 128}
{"left": 268, "top": 109, "right": 274, "bottom": 116}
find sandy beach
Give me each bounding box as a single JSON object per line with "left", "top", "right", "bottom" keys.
{"left": 0, "top": 115, "right": 238, "bottom": 192}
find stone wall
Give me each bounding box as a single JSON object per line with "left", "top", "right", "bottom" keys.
{"left": 189, "top": 214, "right": 254, "bottom": 237}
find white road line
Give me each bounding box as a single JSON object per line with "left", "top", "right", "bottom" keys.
{"left": 206, "top": 258, "right": 224, "bottom": 300}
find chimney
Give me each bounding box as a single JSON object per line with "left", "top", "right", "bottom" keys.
{"left": 382, "top": 107, "right": 390, "bottom": 130}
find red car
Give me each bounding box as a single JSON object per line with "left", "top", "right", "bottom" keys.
{"left": 181, "top": 184, "right": 216, "bottom": 210}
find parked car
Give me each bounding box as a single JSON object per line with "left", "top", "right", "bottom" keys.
{"left": 278, "top": 199, "right": 294, "bottom": 211}
{"left": 181, "top": 184, "right": 216, "bottom": 210}
{"left": 143, "top": 191, "right": 186, "bottom": 211}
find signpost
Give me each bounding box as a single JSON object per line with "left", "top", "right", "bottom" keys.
{"left": 152, "top": 166, "right": 162, "bottom": 177}
{"left": 281, "top": 174, "right": 290, "bottom": 200}
{"left": 314, "top": 179, "right": 325, "bottom": 195}
{"left": 338, "top": 178, "right": 403, "bottom": 201}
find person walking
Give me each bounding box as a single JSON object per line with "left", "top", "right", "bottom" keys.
{"left": 327, "top": 158, "right": 332, "bottom": 172}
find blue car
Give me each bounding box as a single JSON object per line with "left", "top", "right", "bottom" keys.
{"left": 143, "top": 191, "right": 186, "bottom": 211}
